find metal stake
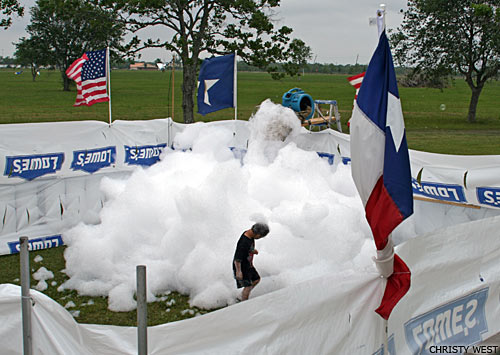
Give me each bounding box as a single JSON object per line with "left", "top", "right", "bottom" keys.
{"left": 137, "top": 265, "right": 147, "bottom": 355}
{"left": 20, "top": 237, "right": 33, "bottom": 355}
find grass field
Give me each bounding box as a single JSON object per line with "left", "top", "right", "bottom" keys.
{"left": 0, "top": 246, "right": 210, "bottom": 326}
{"left": 1, "top": 69, "right": 499, "bottom": 154}
{"left": 0, "top": 69, "right": 499, "bottom": 327}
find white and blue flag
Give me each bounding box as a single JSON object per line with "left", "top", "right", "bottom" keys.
{"left": 197, "top": 53, "right": 235, "bottom": 115}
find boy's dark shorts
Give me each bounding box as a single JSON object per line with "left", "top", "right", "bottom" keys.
{"left": 235, "top": 267, "right": 260, "bottom": 288}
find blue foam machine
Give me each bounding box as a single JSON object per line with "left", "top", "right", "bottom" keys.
{"left": 281, "top": 88, "right": 314, "bottom": 119}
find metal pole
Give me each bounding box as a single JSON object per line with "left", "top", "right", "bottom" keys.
{"left": 107, "top": 47, "right": 112, "bottom": 125}
{"left": 233, "top": 50, "right": 237, "bottom": 121}
{"left": 171, "top": 55, "right": 175, "bottom": 121}
{"left": 20, "top": 237, "right": 32, "bottom": 355}
{"left": 333, "top": 101, "right": 342, "bottom": 132}
{"left": 384, "top": 318, "right": 389, "bottom": 355}
{"left": 137, "top": 265, "right": 147, "bottom": 355}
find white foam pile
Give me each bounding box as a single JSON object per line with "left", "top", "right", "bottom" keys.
{"left": 61, "top": 100, "right": 381, "bottom": 312}
{"left": 33, "top": 266, "right": 54, "bottom": 291}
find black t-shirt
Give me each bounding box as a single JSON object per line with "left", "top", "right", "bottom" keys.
{"left": 233, "top": 233, "right": 255, "bottom": 275}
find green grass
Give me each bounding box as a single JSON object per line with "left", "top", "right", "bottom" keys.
{"left": 0, "top": 69, "right": 499, "bottom": 327}
{"left": 0, "top": 246, "right": 212, "bottom": 326}
{"left": 1, "top": 69, "right": 499, "bottom": 154}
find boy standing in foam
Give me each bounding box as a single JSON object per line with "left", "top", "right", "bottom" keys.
{"left": 232, "top": 223, "right": 270, "bottom": 301}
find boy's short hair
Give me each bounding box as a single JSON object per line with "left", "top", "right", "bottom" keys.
{"left": 251, "top": 223, "right": 269, "bottom": 237}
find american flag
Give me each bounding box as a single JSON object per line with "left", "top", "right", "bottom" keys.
{"left": 66, "top": 49, "right": 109, "bottom": 107}
{"left": 347, "top": 71, "right": 365, "bottom": 103}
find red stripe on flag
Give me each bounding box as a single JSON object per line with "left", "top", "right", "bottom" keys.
{"left": 365, "top": 176, "right": 404, "bottom": 250}
{"left": 347, "top": 72, "right": 365, "bottom": 89}
{"left": 82, "top": 80, "right": 106, "bottom": 90}
{"left": 375, "top": 253, "right": 411, "bottom": 320}
{"left": 86, "top": 97, "right": 109, "bottom": 105}
{"left": 82, "top": 88, "right": 108, "bottom": 98}
{"left": 348, "top": 71, "right": 366, "bottom": 82}
{"left": 75, "top": 96, "right": 109, "bottom": 107}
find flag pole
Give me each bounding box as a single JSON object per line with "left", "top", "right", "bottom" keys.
{"left": 233, "top": 50, "right": 237, "bottom": 121}
{"left": 377, "top": 5, "right": 389, "bottom": 354}
{"left": 171, "top": 55, "right": 175, "bottom": 121}
{"left": 106, "top": 47, "right": 112, "bottom": 125}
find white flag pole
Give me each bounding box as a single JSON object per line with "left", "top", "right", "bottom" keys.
{"left": 233, "top": 51, "right": 237, "bottom": 121}
{"left": 378, "top": 7, "right": 389, "bottom": 353}
{"left": 106, "top": 47, "right": 112, "bottom": 125}
{"left": 171, "top": 55, "right": 175, "bottom": 121}
{"left": 378, "top": 4, "right": 386, "bottom": 36}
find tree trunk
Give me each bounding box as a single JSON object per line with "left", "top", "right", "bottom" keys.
{"left": 181, "top": 63, "right": 197, "bottom": 124}
{"left": 467, "top": 85, "right": 483, "bottom": 123}
{"left": 31, "top": 65, "right": 37, "bottom": 82}
{"left": 61, "top": 70, "right": 71, "bottom": 91}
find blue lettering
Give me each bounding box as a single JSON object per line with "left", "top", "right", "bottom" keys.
{"left": 124, "top": 144, "right": 167, "bottom": 166}
{"left": 8, "top": 235, "right": 64, "bottom": 254}
{"left": 71, "top": 146, "right": 116, "bottom": 173}
{"left": 12, "top": 159, "right": 21, "bottom": 172}
{"left": 477, "top": 187, "right": 500, "bottom": 208}
{"left": 412, "top": 179, "right": 466, "bottom": 203}
{"left": 342, "top": 157, "right": 351, "bottom": 165}
{"left": 22, "top": 158, "right": 29, "bottom": 172}
{"left": 317, "top": 152, "right": 334, "bottom": 165}
{"left": 404, "top": 288, "right": 489, "bottom": 355}
{"left": 4, "top": 153, "right": 64, "bottom": 180}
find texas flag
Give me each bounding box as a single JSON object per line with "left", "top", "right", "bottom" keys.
{"left": 197, "top": 53, "right": 235, "bottom": 115}
{"left": 349, "top": 28, "right": 413, "bottom": 320}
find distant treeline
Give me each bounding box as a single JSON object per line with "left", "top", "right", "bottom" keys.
{"left": 1, "top": 55, "right": 409, "bottom": 75}
{"left": 237, "top": 62, "right": 408, "bottom": 76}
{"left": 0, "top": 56, "right": 17, "bottom": 65}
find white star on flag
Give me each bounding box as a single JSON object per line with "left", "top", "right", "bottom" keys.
{"left": 203, "top": 79, "right": 219, "bottom": 105}
{"left": 386, "top": 92, "right": 405, "bottom": 152}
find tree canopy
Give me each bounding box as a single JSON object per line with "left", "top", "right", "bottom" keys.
{"left": 391, "top": 0, "right": 500, "bottom": 123}
{"left": 21, "top": 0, "right": 126, "bottom": 90}
{"left": 14, "top": 36, "right": 48, "bottom": 81}
{"left": 1, "top": 0, "right": 24, "bottom": 29}
{"left": 104, "top": 0, "right": 312, "bottom": 123}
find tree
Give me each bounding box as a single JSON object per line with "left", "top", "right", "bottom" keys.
{"left": 1, "top": 0, "right": 24, "bottom": 29}
{"left": 282, "top": 38, "right": 313, "bottom": 77}
{"left": 15, "top": 37, "right": 49, "bottom": 81}
{"left": 391, "top": 0, "right": 500, "bottom": 123}
{"left": 105, "top": 0, "right": 312, "bottom": 123}
{"left": 24, "top": 0, "right": 126, "bottom": 91}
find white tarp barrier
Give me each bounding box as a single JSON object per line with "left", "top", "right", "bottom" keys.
{"left": 389, "top": 215, "right": 500, "bottom": 355}
{"left": 409, "top": 150, "right": 500, "bottom": 210}
{"left": 1, "top": 214, "right": 499, "bottom": 354}
{"left": 1, "top": 119, "right": 500, "bottom": 256}
{"left": 0, "top": 119, "right": 170, "bottom": 255}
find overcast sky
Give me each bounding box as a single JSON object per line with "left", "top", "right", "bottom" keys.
{"left": 0, "top": 0, "right": 407, "bottom": 65}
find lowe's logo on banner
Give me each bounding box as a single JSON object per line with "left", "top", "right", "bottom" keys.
{"left": 477, "top": 187, "right": 500, "bottom": 208}
{"left": 8, "top": 235, "right": 63, "bottom": 254}
{"left": 71, "top": 146, "right": 116, "bottom": 173}
{"left": 372, "top": 334, "right": 395, "bottom": 355}
{"left": 317, "top": 152, "right": 334, "bottom": 165}
{"left": 124, "top": 144, "right": 167, "bottom": 166}
{"left": 230, "top": 147, "right": 247, "bottom": 165}
{"left": 4, "top": 153, "right": 64, "bottom": 180}
{"left": 412, "top": 179, "right": 466, "bottom": 203}
{"left": 404, "top": 288, "right": 489, "bottom": 355}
